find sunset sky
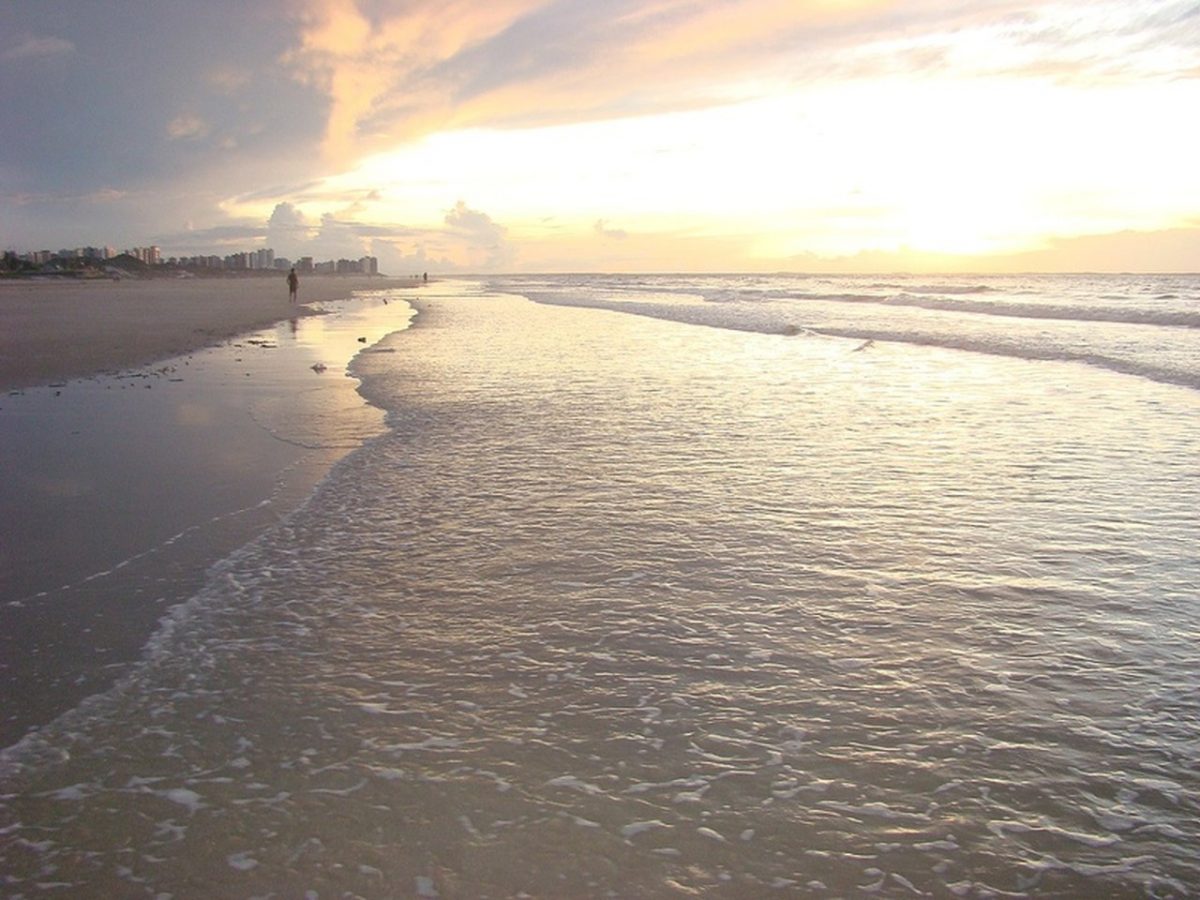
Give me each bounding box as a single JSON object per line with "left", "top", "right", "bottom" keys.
{"left": 2, "top": 0, "right": 1198, "bottom": 273}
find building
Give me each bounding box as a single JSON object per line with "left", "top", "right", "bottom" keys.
{"left": 5, "top": 242, "right": 385, "bottom": 278}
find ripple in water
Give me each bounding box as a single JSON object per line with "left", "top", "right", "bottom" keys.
{"left": 2, "top": 285, "right": 1198, "bottom": 897}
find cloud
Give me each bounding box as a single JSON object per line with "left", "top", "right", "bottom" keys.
{"left": 3, "top": 187, "right": 127, "bottom": 207}
{"left": 982, "top": 225, "right": 1200, "bottom": 274}
{"left": 286, "top": 0, "right": 928, "bottom": 154}
{"left": 1, "top": 34, "right": 75, "bottom": 62}
{"left": 166, "top": 114, "right": 211, "bottom": 141}
{"left": 85, "top": 188, "right": 126, "bottom": 204}
{"left": 445, "top": 200, "right": 504, "bottom": 239}
{"left": 264, "top": 201, "right": 315, "bottom": 256}
{"left": 445, "top": 200, "right": 514, "bottom": 268}
{"left": 206, "top": 65, "right": 252, "bottom": 94}
{"left": 154, "top": 224, "right": 268, "bottom": 253}
{"left": 267, "top": 201, "right": 309, "bottom": 232}
{"left": 1, "top": 1, "right": 325, "bottom": 209}
{"left": 316, "top": 212, "right": 367, "bottom": 254}
{"left": 594, "top": 219, "right": 628, "bottom": 240}
{"left": 818, "top": 0, "right": 1200, "bottom": 85}
{"left": 286, "top": 0, "right": 548, "bottom": 161}
{"left": 226, "top": 181, "right": 328, "bottom": 205}
{"left": 4, "top": 0, "right": 1198, "bottom": 269}
{"left": 282, "top": 0, "right": 1200, "bottom": 167}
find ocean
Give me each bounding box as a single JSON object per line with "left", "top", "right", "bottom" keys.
{"left": 2, "top": 273, "right": 1198, "bottom": 897}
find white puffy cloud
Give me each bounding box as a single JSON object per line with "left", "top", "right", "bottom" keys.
{"left": 445, "top": 200, "right": 514, "bottom": 269}
{"left": 265, "top": 202, "right": 315, "bottom": 257}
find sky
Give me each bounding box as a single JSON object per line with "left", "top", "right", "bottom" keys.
{"left": 2, "top": 0, "right": 1198, "bottom": 274}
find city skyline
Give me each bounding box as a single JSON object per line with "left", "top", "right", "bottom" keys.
{"left": 2, "top": 1, "right": 1199, "bottom": 274}
{"left": 5, "top": 242, "right": 382, "bottom": 276}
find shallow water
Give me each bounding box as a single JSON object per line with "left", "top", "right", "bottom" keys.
{"left": 1, "top": 279, "right": 1198, "bottom": 897}
{"left": 0, "top": 293, "right": 413, "bottom": 744}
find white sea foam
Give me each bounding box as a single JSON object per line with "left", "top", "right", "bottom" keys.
{"left": 622, "top": 820, "right": 670, "bottom": 839}
{"left": 501, "top": 272, "right": 1200, "bottom": 391}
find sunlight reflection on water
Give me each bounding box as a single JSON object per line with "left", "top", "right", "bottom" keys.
{"left": 2, "top": 284, "right": 1198, "bottom": 897}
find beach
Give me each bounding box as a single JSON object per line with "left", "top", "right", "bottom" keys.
{"left": 2, "top": 273, "right": 1199, "bottom": 896}
{"left": 1, "top": 276, "right": 419, "bottom": 744}
{"left": 0, "top": 275, "right": 405, "bottom": 390}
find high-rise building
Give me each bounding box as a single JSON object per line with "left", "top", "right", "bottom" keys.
{"left": 130, "top": 246, "right": 161, "bottom": 265}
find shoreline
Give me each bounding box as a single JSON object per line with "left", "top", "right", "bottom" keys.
{"left": 0, "top": 275, "right": 419, "bottom": 391}
{"left": 0, "top": 289, "right": 419, "bottom": 745}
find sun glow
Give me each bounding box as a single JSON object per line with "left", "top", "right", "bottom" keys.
{"left": 6, "top": 0, "right": 1200, "bottom": 272}
{"left": 224, "top": 70, "right": 1200, "bottom": 271}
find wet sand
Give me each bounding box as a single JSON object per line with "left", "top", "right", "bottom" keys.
{"left": 0, "top": 275, "right": 408, "bottom": 390}
{"left": 0, "top": 281, "right": 419, "bottom": 745}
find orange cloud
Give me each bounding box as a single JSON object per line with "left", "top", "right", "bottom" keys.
{"left": 288, "top": 0, "right": 550, "bottom": 161}
{"left": 625, "top": 0, "right": 882, "bottom": 64}
{"left": 299, "top": 0, "right": 372, "bottom": 56}
{"left": 285, "top": 0, "right": 1196, "bottom": 173}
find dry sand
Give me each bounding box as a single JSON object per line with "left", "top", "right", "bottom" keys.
{"left": 0, "top": 275, "right": 413, "bottom": 390}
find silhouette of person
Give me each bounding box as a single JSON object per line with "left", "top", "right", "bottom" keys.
{"left": 287, "top": 267, "right": 299, "bottom": 302}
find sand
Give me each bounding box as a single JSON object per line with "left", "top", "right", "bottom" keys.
{"left": 0, "top": 275, "right": 412, "bottom": 390}
{"left": 1, "top": 286, "right": 420, "bottom": 744}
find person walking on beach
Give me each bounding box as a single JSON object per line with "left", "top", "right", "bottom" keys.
{"left": 287, "top": 267, "right": 299, "bottom": 302}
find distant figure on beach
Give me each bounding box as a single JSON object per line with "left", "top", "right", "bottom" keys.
{"left": 287, "top": 268, "right": 299, "bottom": 302}
{"left": 422, "top": 272, "right": 428, "bottom": 283}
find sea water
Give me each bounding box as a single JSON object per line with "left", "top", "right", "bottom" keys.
{"left": 0, "top": 294, "right": 414, "bottom": 744}
{"left": 1, "top": 274, "right": 1198, "bottom": 897}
